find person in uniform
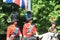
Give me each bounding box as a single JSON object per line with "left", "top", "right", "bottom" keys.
{"left": 22, "top": 11, "right": 38, "bottom": 40}
{"left": 6, "top": 11, "right": 22, "bottom": 40}
{"left": 6, "top": 20, "right": 22, "bottom": 40}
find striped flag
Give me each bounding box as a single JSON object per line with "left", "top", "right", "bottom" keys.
{"left": 3, "top": 0, "right": 27, "bottom": 9}
{"left": 14, "top": 0, "right": 27, "bottom": 9}
{"left": 3, "top": 0, "right": 14, "bottom": 3}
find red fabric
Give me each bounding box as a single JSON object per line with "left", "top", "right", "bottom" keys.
{"left": 14, "top": 0, "right": 20, "bottom": 6}
{"left": 6, "top": 25, "right": 21, "bottom": 40}
{"left": 23, "top": 23, "right": 37, "bottom": 38}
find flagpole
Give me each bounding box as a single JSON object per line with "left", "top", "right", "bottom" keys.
{"left": 27, "top": 0, "right": 31, "bottom": 11}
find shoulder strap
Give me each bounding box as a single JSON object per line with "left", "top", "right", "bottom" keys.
{"left": 27, "top": 24, "right": 35, "bottom": 33}
{"left": 9, "top": 26, "right": 19, "bottom": 40}
{"left": 14, "top": 27, "right": 19, "bottom": 35}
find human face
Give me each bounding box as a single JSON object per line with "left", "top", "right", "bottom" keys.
{"left": 13, "top": 21, "right": 17, "bottom": 25}
{"left": 29, "top": 20, "right": 32, "bottom": 23}
{"left": 52, "top": 24, "right": 56, "bottom": 28}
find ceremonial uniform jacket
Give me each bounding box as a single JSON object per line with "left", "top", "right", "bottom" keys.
{"left": 23, "top": 23, "right": 37, "bottom": 38}
{"left": 6, "top": 25, "right": 21, "bottom": 40}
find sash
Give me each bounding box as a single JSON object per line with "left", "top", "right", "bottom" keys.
{"left": 14, "top": 27, "right": 19, "bottom": 35}
{"left": 27, "top": 24, "right": 35, "bottom": 33}
{"left": 10, "top": 27, "right": 19, "bottom": 40}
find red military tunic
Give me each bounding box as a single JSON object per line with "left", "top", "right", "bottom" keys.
{"left": 6, "top": 24, "right": 21, "bottom": 40}
{"left": 23, "top": 23, "right": 37, "bottom": 38}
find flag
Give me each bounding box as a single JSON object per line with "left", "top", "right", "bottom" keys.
{"left": 3, "top": 0, "right": 14, "bottom": 3}
{"left": 3, "top": 0, "right": 27, "bottom": 9}
{"left": 14, "top": 0, "right": 27, "bottom": 9}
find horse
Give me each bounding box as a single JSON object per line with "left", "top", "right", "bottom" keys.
{"left": 34, "top": 32, "right": 60, "bottom": 40}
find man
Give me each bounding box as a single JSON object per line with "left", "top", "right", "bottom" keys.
{"left": 6, "top": 20, "right": 22, "bottom": 40}
{"left": 41, "top": 21, "right": 57, "bottom": 40}
{"left": 48, "top": 21, "right": 57, "bottom": 40}
{"left": 48, "top": 21, "right": 57, "bottom": 33}
{"left": 22, "top": 11, "right": 38, "bottom": 40}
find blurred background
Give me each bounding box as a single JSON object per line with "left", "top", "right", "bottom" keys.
{"left": 0, "top": 0, "right": 60, "bottom": 40}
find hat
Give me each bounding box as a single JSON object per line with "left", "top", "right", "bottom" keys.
{"left": 10, "top": 11, "right": 19, "bottom": 22}
{"left": 25, "top": 11, "right": 33, "bottom": 21}
{"left": 11, "top": 19, "right": 18, "bottom": 23}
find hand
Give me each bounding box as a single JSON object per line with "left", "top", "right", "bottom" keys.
{"left": 36, "top": 32, "right": 38, "bottom": 35}
{"left": 19, "top": 34, "right": 22, "bottom": 37}
{"left": 6, "top": 37, "right": 10, "bottom": 40}
{"left": 19, "top": 34, "right": 22, "bottom": 40}
{"left": 9, "top": 35, "right": 15, "bottom": 40}
{"left": 24, "top": 36, "right": 26, "bottom": 38}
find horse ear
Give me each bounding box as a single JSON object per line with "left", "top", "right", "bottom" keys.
{"left": 57, "top": 34, "right": 60, "bottom": 40}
